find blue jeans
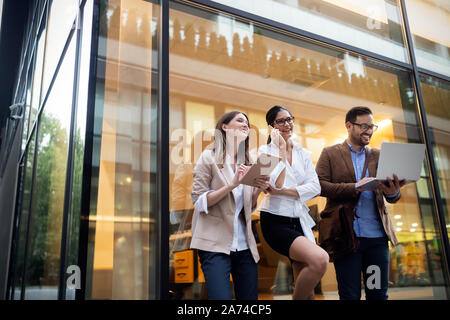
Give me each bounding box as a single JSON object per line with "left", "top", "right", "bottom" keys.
{"left": 333, "top": 237, "right": 390, "bottom": 300}
{"left": 198, "top": 249, "right": 258, "bottom": 300}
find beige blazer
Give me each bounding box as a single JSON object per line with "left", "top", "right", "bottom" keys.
{"left": 190, "top": 149, "right": 260, "bottom": 263}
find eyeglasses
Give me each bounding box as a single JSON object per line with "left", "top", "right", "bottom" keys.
{"left": 351, "top": 122, "right": 379, "bottom": 132}
{"left": 274, "top": 116, "right": 295, "bottom": 126}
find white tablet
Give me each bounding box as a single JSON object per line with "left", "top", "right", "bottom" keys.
{"left": 240, "top": 153, "right": 281, "bottom": 186}
{"left": 357, "top": 142, "right": 425, "bottom": 190}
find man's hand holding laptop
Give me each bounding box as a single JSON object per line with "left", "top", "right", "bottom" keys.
{"left": 356, "top": 174, "right": 408, "bottom": 195}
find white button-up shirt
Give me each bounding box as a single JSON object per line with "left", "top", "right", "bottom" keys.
{"left": 258, "top": 141, "right": 321, "bottom": 243}
{"left": 193, "top": 155, "right": 249, "bottom": 251}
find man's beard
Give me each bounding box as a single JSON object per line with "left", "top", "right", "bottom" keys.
{"left": 351, "top": 131, "right": 370, "bottom": 146}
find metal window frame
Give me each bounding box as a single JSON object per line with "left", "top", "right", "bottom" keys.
{"left": 20, "top": 26, "right": 78, "bottom": 301}
{"left": 58, "top": 0, "right": 87, "bottom": 300}
{"left": 399, "top": 0, "right": 450, "bottom": 298}
{"left": 72, "top": 0, "right": 169, "bottom": 300}
{"left": 6, "top": 56, "right": 39, "bottom": 301}
{"left": 158, "top": 0, "right": 170, "bottom": 301}
{"left": 159, "top": 0, "right": 450, "bottom": 299}
{"left": 74, "top": 0, "right": 167, "bottom": 301}
{"left": 6, "top": 0, "right": 49, "bottom": 300}
{"left": 12, "top": 0, "right": 46, "bottom": 104}
{"left": 417, "top": 67, "right": 450, "bottom": 84}
{"left": 75, "top": 0, "right": 100, "bottom": 301}
{"left": 6, "top": 0, "right": 86, "bottom": 300}
{"left": 7, "top": 0, "right": 450, "bottom": 300}
{"left": 75, "top": 0, "right": 450, "bottom": 300}
{"left": 0, "top": 0, "right": 49, "bottom": 177}
{"left": 20, "top": 21, "right": 78, "bottom": 164}
{"left": 181, "top": 0, "right": 414, "bottom": 71}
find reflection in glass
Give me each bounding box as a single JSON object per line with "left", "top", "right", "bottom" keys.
{"left": 24, "top": 37, "right": 76, "bottom": 300}
{"left": 420, "top": 75, "right": 450, "bottom": 247}
{"left": 27, "top": 21, "right": 47, "bottom": 141}
{"left": 212, "top": 0, "right": 408, "bottom": 62}
{"left": 85, "top": 0, "right": 160, "bottom": 300}
{"left": 21, "top": 66, "right": 34, "bottom": 152}
{"left": 168, "top": 2, "right": 447, "bottom": 299}
{"left": 10, "top": 132, "right": 36, "bottom": 300}
{"left": 41, "top": 0, "right": 79, "bottom": 98}
{"left": 405, "top": 0, "right": 450, "bottom": 77}
{"left": 65, "top": 0, "right": 94, "bottom": 300}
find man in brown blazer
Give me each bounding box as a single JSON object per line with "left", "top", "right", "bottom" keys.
{"left": 316, "top": 106, "right": 407, "bottom": 300}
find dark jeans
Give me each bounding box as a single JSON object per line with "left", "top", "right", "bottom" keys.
{"left": 198, "top": 249, "right": 258, "bottom": 300}
{"left": 333, "top": 237, "right": 390, "bottom": 300}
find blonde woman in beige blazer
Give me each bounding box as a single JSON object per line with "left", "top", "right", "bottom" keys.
{"left": 190, "top": 111, "right": 271, "bottom": 300}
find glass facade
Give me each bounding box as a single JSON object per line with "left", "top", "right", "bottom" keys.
{"left": 168, "top": 1, "right": 447, "bottom": 300}
{"left": 7, "top": 0, "right": 91, "bottom": 300}
{"left": 404, "top": 0, "right": 450, "bottom": 77}
{"left": 420, "top": 74, "right": 450, "bottom": 246}
{"left": 212, "top": 0, "right": 409, "bottom": 63}
{"left": 23, "top": 34, "right": 76, "bottom": 299}
{"left": 2, "top": 0, "right": 449, "bottom": 301}
{"left": 84, "top": 0, "right": 161, "bottom": 300}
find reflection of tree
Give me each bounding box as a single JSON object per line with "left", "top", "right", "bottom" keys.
{"left": 16, "top": 108, "right": 84, "bottom": 290}
{"left": 67, "top": 126, "right": 85, "bottom": 270}
{"left": 12, "top": 137, "right": 36, "bottom": 291}
{"left": 26, "top": 114, "right": 68, "bottom": 286}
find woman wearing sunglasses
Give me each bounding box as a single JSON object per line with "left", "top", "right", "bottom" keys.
{"left": 258, "top": 105, "right": 329, "bottom": 300}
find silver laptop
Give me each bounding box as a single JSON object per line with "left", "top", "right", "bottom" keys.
{"left": 357, "top": 142, "right": 425, "bottom": 190}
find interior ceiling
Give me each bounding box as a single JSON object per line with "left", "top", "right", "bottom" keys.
{"left": 170, "top": 53, "right": 406, "bottom": 136}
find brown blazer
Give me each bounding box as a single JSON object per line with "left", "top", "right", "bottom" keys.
{"left": 190, "top": 149, "right": 260, "bottom": 263}
{"left": 315, "top": 141, "right": 400, "bottom": 246}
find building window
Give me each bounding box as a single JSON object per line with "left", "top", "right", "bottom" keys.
{"left": 420, "top": 74, "right": 450, "bottom": 248}
{"left": 84, "top": 0, "right": 161, "bottom": 300}
{"left": 168, "top": 1, "right": 447, "bottom": 300}
{"left": 211, "top": 0, "right": 409, "bottom": 63}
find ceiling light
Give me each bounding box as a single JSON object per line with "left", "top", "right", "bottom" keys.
{"left": 376, "top": 119, "right": 392, "bottom": 130}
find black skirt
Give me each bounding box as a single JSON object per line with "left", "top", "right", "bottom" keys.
{"left": 260, "top": 211, "right": 304, "bottom": 259}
